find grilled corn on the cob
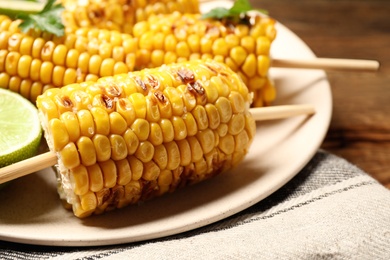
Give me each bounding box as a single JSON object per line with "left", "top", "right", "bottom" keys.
{"left": 62, "top": 0, "right": 200, "bottom": 34}
{"left": 36, "top": 59, "right": 256, "bottom": 218}
{"left": 0, "top": 9, "right": 276, "bottom": 107}
{"left": 133, "top": 12, "right": 277, "bottom": 107}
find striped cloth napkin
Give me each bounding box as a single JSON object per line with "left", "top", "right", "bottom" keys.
{"left": 1, "top": 150, "right": 390, "bottom": 259}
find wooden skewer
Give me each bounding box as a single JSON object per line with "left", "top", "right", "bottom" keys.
{"left": 0, "top": 104, "right": 315, "bottom": 185}
{"left": 272, "top": 58, "right": 380, "bottom": 71}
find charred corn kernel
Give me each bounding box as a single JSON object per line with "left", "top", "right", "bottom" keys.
{"left": 37, "top": 60, "right": 254, "bottom": 218}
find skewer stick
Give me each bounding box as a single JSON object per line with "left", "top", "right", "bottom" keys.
{"left": 0, "top": 104, "right": 316, "bottom": 185}
{"left": 272, "top": 58, "right": 380, "bottom": 71}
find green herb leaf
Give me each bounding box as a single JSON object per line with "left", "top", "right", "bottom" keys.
{"left": 201, "top": 0, "right": 268, "bottom": 20}
{"left": 201, "top": 7, "right": 231, "bottom": 20}
{"left": 17, "top": 0, "right": 65, "bottom": 37}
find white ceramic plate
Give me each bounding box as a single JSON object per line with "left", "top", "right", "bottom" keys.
{"left": 0, "top": 1, "right": 332, "bottom": 247}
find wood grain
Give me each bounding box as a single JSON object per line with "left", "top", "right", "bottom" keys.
{"left": 250, "top": 0, "right": 390, "bottom": 188}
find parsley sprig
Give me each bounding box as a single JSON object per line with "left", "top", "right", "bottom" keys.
{"left": 201, "top": 0, "right": 268, "bottom": 20}
{"left": 0, "top": 0, "right": 64, "bottom": 36}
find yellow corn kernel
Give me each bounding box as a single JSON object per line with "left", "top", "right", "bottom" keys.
{"left": 123, "top": 129, "right": 139, "bottom": 155}
{"left": 40, "top": 61, "right": 54, "bottom": 84}
{"left": 205, "top": 104, "right": 220, "bottom": 130}
{"left": 257, "top": 55, "right": 270, "bottom": 77}
{"left": 135, "top": 141, "right": 154, "bottom": 163}
{"left": 90, "top": 107, "right": 110, "bottom": 136}
{"left": 87, "top": 164, "right": 104, "bottom": 192}
{"left": 153, "top": 144, "right": 168, "bottom": 169}
{"left": 163, "top": 87, "right": 184, "bottom": 116}
{"left": 256, "top": 36, "right": 271, "bottom": 55}
{"left": 60, "top": 142, "right": 80, "bottom": 169}
{"left": 131, "top": 118, "right": 150, "bottom": 141}
{"left": 218, "top": 134, "right": 235, "bottom": 155}
{"left": 19, "top": 79, "right": 32, "bottom": 99}
{"left": 192, "top": 105, "right": 208, "bottom": 130}
{"left": 145, "top": 97, "right": 161, "bottom": 123}
{"left": 70, "top": 164, "right": 89, "bottom": 196}
{"left": 0, "top": 72, "right": 9, "bottom": 88}
{"left": 177, "top": 139, "right": 191, "bottom": 166}
{"left": 49, "top": 118, "right": 69, "bottom": 151}
{"left": 187, "top": 136, "right": 203, "bottom": 162}
{"left": 129, "top": 93, "right": 146, "bottom": 118}
{"left": 165, "top": 141, "right": 180, "bottom": 170}
{"left": 115, "top": 158, "right": 132, "bottom": 185}
{"left": 8, "top": 76, "right": 21, "bottom": 93}
{"left": 196, "top": 128, "right": 215, "bottom": 154}
{"left": 229, "top": 91, "right": 246, "bottom": 114}
{"left": 109, "top": 112, "right": 128, "bottom": 135}
{"left": 92, "top": 134, "right": 111, "bottom": 162}
{"left": 79, "top": 191, "right": 97, "bottom": 214}
{"left": 164, "top": 51, "right": 177, "bottom": 65}
{"left": 172, "top": 116, "right": 187, "bottom": 140}
{"left": 159, "top": 118, "right": 174, "bottom": 143}
{"left": 5, "top": 52, "right": 20, "bottom": 76}
{"left": 228, "top": 114, "right": 245, "bottom": 135}
{"left": 128, "top": 156, "right": 143, "bottom": 181}
{"left": 77, "top": 110, "right": 95, "bottom": 138}
{"left": 116, "top": 98, "right": 136, "bottom": 126}
{"left": 241, "top": 54, "right": 257, "bottom": 78}
{"left": 182, "top": 112, "right": 198, "bottom": 137}
{"left": 99, "top": 159, "right": 117, "bottom": 188}
{"left": 110, "top": 134, "right": 128, "bottom": 161}
{"left": 229, "top": 46, "right": 247, "bottom": 67}
{"left": 158, "top": 169, "right": 173, "bottom": 186}
{"left": 149, "top": 122, "right": 163, "bottom": 146}
{"left": 17, "top": 55, "right": 32, "bottom": 78}
{"left": 77, "top": 136, "right": 97, "bottom": 166}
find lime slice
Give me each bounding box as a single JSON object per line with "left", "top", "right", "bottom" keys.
{"left": 0, "top": 88, "right": 42, "bottom": 187}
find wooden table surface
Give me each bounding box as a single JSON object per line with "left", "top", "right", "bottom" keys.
{"left": 250, "top": 0, "right": 390, "bottom": 188}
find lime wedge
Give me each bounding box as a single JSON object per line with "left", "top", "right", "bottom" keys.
{"left": 0, "top": 88, "right": 42, "bottom": 187}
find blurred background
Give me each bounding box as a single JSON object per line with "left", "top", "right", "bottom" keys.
{"left": 250, "top": 0, "right": 390, "bottom": 188}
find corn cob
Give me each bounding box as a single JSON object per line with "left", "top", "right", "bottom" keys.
{"left": 0, "top": 14, "right": 139, "bottom": 102}
{"left": 36, "top": 59, "right": 256, "bottom": 218}
{"left": 61, "top": 0, "right": 200, "bottom": 34}
{"left": 132, "top": 12, "right": 277, "bottom": 107}
{"left": 0, "top": 10, "right": 276, "bottom": 107}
